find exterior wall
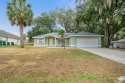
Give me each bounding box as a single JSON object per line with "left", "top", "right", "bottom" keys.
{"left": 69, "top": 37, "right": 76, "bottom": 47}
{"left": 0, "top": 36, "right": 20, "bottom": 45}
{"left": 8, "top": 38, "right": 20, "bottom": 45}
{"left": 34, "top": 37, "right": 56, "bottom": 47}
{"left": 45, "top": 37, "right": 55, "bottom": 47}
{"left": 56, "top": 38, "right": 69, "bottom": 47}
{"left": 98, "top": 37, "right": 102, "bottom": 47}
{"left": 34, "top": 36, "right": 102, "bottom": 47}
{"left": 34, "top": 37, "right": 70, "bottom": 47}
{"left": 65, "top": 38, "right": 69, "bottom": 46}
{"left": 45, "top": 38, "right": 48, "bottom": 46}
{"left": 56, "top": 38, "right": 58, "bottom": 46}
{"left": 56, "top": 38, "right": 61, "bottom": 47}
{"left": 0, "top": 36, "right": 6, "bottom": 41}
{"left": 34, "top": 38, "right": 45, "bottom": 46}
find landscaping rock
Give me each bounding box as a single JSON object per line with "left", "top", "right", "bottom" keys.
{"left": 115, "top": 76, "right": 125, "bottom": 83}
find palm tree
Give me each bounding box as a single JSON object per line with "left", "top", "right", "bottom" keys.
{"left": 7, "top": 0, "right": 33, "bottom": 48}
{"left": 58, "top": 29, "right": 65, "bottom": 49}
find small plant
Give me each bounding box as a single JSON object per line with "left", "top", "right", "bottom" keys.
{"left": 14, "top": 74, "right": 35, "bottom": 83}
{"left": 75, "top": 73, "right": 101, "bottom": 83}
{"left": 2, "top": 41, "right": 6, "bottom": 45}
{"left": 58, "top": 29, "right": 65, "bottom": 49}
{"left": 7, "top": 42, "right": 10, "bottom": 45}
{"left": 11, "top": 42, "right": 14, "bottom": 45}
{"left": 0, "top": 40, "right": 2, "bottom": 46}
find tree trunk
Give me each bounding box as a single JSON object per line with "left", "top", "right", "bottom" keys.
{"left": 61, "top": 34, "right": 65, "bottom": 49}
{"left": 19, "top": 24, "right": 24, "bottom": 48}
{"left": 61, "top": 35, "right": 64, "bottom": 47}
{"left": 103, "top": 26, "right": 110, "bottom": 48}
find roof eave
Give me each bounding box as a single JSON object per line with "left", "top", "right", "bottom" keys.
{"left": 0, "top": 35, "right": 19, "bottom": 39}
{"left": 69, "top": 35, "right": 104, "bottom": 37}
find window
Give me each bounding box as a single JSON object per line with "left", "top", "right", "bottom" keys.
{"left": 39, "top": 39, "right": 43, "bottom": 44}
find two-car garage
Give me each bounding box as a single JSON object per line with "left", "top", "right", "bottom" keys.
{"left": 76, "top": 37, "right": 99, "bottom": 48}
{"left": 69, "top": 31, "right": 103, "bottom": 48}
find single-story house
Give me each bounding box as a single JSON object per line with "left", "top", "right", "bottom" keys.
{"left": 112, "top": 39, "right": 125, "bottom": 48}
{"left": 33, "top": 31, "right": 103, "bottom": 48}
{"left": 0, "top": 30, "right": 20, "bottom": 45}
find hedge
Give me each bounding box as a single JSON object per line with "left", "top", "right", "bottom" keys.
{"left": 2, "top": 41, "right": 6, "bottom": 45}
{"left": 7, "top": 42, "right": 10, "bottom": 45}
{"left": 0, "top": 40, "right": 2, "bottom": 46}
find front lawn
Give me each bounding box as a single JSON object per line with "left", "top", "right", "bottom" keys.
{"left": 0, "top": 45, "right": 19, "bottom": 48}
{"left": 0, "top": 47, "right": 124, "bottom": 83}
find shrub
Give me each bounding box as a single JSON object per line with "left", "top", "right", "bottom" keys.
{"left": 0, "top": 40, "right": 2, "bottom": 46}
{"left": 2, "top": 41, "right": 6, "bottom": 45}
{"left": 11, "top": 42, "right": 14, "bottom": 45}
{"left": 7, "top": 42, "right": 10, "bottom": 45}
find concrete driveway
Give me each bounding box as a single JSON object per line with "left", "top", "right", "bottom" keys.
{"left": 79, "top": 48, "right": 125, "bottom": 65}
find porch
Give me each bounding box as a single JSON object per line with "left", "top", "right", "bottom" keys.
{"left": 44, "top": 36, "right": 69, "bottom": 47}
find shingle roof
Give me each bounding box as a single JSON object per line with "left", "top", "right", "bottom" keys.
{"left": 33, "top": 32, "right": 74, "bottom": 38}
{"left": 0, "top": 30, "right": 19, "bottom": 39}
{"left": 74, "top": 31, "right": 100, "bottom": 35}
{"left": 33, "top": 31, "right": 103, "bottom": 38}
{"left": 112, "top": 39, "right": 125, "bottom": 43}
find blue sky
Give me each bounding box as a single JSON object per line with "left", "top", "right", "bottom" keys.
{"left": 0, "top": 0, "right": 75, "bottom": 36}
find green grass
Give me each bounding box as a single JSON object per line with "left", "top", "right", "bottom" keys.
{"left": 0, "top": 46, "right": 122, "bottom": 83}
{"left": 0, "top": 43, "right": 33, "bottom": 48}
{"left": 0, "top": 45, "right": 19, "bottom": 48}
{"left": 67, "top": 49, "right": 98, "bottom": 60}
{"left": 74, "top": 73, "right": 101, "bottom": 83}
{"left": 0, "top": 73, "right": 101, "bottom": 83}
{"left": 0, "top": 74, "right": 73, "bottom": 83}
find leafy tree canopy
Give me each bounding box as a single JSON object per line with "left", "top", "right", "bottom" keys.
{"left": 7, "top": 0, "right": 33, "bottom": 48}
{"left": 76, "top": 0, "right": 125, "bottom": 47}
{"left": 27, "top": 8, "right": 76, "bottom": 42}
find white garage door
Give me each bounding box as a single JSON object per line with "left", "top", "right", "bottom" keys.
{"left": 76, "top": 38, "right": 98, "bottom": 47}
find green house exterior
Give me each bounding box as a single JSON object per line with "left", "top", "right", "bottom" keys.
{"left": 33, "top": 31, "right": 103, "bottom": 48}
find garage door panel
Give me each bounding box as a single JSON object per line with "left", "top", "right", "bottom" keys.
{"left": 76, "top": 38, "right": 98, "bottom": 47}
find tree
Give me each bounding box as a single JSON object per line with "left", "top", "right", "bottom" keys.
{"left": 55, "top": 8, "right": 76, "bottom": 32}
{"left": 76, "top": 0, "right": 125, "bottom": 47}
{"left": 76, "top": 1, "right": 101, "bottom": 33}
{"left": 76, "top": 0, "right": 120, "bottom": 8}
{"left": 27, "top": 12, "right": 56, "bottom": 42}
{"left": 116, "top": 28, "right": 125, "bottom": 39}
{"left": 58, "top": 29, "right": 65, "bottom": 49}
{"left": 7, "top": 0, "right": 33, "bottom": 48}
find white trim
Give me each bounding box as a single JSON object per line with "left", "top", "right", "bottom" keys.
{"left": 33, "top": 34, "right": 103, "bottom": 39}
{"left": 70, "top": 45, "right": 76, "bottom": 47}
{"left": 34, "top": 45, "right": 44, "bottom": 47}
{"left": 98, "top": 45, "right": 102, "bottom": 47}
{"left": 55, "top": 37, "right": 56, "bottom": 47}
{"left": 0, "top": 35, "right": 19, "bottom": 39}
{"left": 44, "top": 38, "right": 45, "bottom": 47}
{"left": 69, "top": 35, "right": 104, "bottom": 38}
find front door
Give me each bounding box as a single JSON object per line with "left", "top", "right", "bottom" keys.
{"left": 49, "top": 38, "right": 53, "bottom": 47}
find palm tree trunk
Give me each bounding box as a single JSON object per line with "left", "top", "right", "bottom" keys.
{"left": 61, "top": 35, "right": 63, "bottom": 47}
{"left": 19, "top": 24, "right": 24, "bottom": 48}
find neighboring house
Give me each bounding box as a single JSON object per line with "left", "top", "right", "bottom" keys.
{"left": 0, "top": 30, "right": 20, "bottom": 45}
{"left": 112, "top": 39, "right": 125, "bottom": 48}
{"left": 33, "top": 31, "right": 103, "bottom": 48}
